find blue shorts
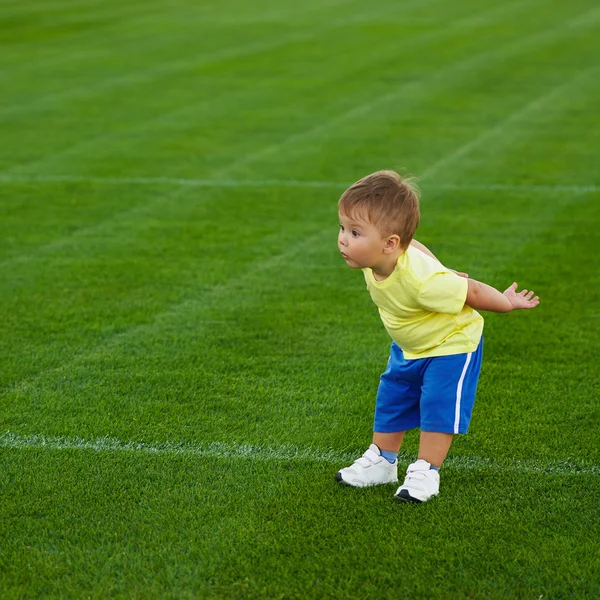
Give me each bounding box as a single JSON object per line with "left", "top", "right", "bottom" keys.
{"left": 374, "top": 339, "right": 483, "bottom": 435}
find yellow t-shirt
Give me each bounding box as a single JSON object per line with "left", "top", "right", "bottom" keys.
{"left": 363, "top": 246, "right": 484, "bottom": 359}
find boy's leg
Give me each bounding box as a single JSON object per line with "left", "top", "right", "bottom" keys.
{"left": 336, "top": 343, "right": 420, "bottom": 488}
{"left": 395, "top": 340, "right": 483, "bottom": 503}
{"left": 373, "top": 431, "right": 406, "bottom": 453}
{"left": 394, "top": 432, "right": 453, "bottom": 504}
{"left": 418, "top": 431, "right": 453, "bottom": 468}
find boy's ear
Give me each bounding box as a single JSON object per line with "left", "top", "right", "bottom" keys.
{"left": 383, "top": 234, "right": 401, "bottom": 254}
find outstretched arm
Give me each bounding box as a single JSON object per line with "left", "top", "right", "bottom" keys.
{"left": 466, "top": 280, "right": 540, "bottom": 313}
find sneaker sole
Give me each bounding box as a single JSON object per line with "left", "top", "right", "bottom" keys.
{"left": 393, "top": 488, "right": 442, "bottom": 504}
{"left": 335, "top": 472, "right": 354, "bottom": 486}
{"left": 335, "top": 472, "right": 370, "bottom": 488}
{"left": 394, "top": 489, "right": 422, "bottom": 503}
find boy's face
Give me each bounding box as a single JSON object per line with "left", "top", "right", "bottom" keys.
{"left": 338, "top": 209, "right": 390, "bottom": 270}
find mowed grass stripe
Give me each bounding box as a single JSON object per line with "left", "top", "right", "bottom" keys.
{"left": 0, "top": 194, "right": 590, "bottom": 410}
{"left": 0, "top": 0, "right": 452, "bottom": 170}
{"left": 1, "top": 0, "right": 474, "bottom": 172}
{"left": 0, "top": 0, "right": 361, "bottom": 61}
{"left": 3, "top": 221, "right": 334, "bottom": 396}
{"left": 2, "top": 192, "right": 595, "bottom": 444}
{"left": 0, "top": 0, "right": 444, "bottom": 119}
{"left": 0, "top": 0, "right": 365, "bottom": 115}
{"left": 0, "top": 0, "right": 132, "bottom": 19}
{"left": 6, "top": 0, "right": 527, "bottom": 177}
{"left": 4, "top": 1, "right": 591, "bottom": 184}
{"left": 0, "top": 0, "right": 354, "bottom": 66}
{"left": 0, "top": 0, "right": 201, "bottom": 55}
{"left": 1, "top": 431, "right": 598, "bottom": 476}
{"left": 419, "top": 67, "right": 599, "bottom": 181}
{"left": 211, "top": 4, "right": 600, "bottom": 179}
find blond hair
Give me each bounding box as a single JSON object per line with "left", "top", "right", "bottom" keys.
{"left": 338, "top": 170, "right": 420, "bottom": 249}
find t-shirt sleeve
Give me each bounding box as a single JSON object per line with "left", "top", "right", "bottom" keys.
{"left": 417, "top": 271, "right": 468, "bottom": 315}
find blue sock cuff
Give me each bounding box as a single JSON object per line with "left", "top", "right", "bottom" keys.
{"left": 429, "top": 465, "right": 440, "bottom": 471}
{"left": 380, "top": 449, "right": 398, "bottom": 464}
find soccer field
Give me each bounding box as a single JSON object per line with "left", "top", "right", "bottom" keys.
{"left": 1, "top": 0, "right": 599, "bottom": 597}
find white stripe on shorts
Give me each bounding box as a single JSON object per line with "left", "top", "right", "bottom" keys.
{"left": 454, "top": 352, "right": 473, "bottom": 434}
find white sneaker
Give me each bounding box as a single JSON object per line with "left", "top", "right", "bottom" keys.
{"left": 335, "top": 444, "right": 398, "bottom": 487}
{"left": 394, "top": 459, "right": 440, "bottom": 503}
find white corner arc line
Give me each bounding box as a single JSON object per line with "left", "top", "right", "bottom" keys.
{"left": 0, "top": 174, "right": 597, "bottom": 194}
{"left": 454, "top": 352, "right": 473, "bottom": 434}
{"left": 1, "top": 431, "right": 597, "bottom": 477}
{"left": 420, "top": 65, "right": 600, "bottom": 181}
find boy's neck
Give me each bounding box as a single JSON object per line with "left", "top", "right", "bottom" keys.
{"left": 371, "top": 249, "right": 403, "bottom": 281}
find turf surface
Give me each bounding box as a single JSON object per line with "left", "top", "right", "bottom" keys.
{"left": 1, "top": 0, "right": 599, "bottom": 598}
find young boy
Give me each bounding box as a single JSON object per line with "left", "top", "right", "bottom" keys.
{"left": 335, "top": 170, "right": 539, "bottom": 503}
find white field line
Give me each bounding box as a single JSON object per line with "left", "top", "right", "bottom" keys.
{"left": 1, "top": 431, "right": 597, "bottom": 477}
{"left": 7, "top": 0, "right": 525, "bottom": 178}
{"left": 211, "top": 3, "right": 600, "bottom": 179}
{"left": 432, "top": 182, "right": 600, "bottom": 194}
{"left": 0, "top": 173, "right": 598, "bottom": 194}
{"left": 0, "top": 0, "right": 443, "bottom": 119}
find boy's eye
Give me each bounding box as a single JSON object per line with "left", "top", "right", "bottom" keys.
{"left": 339, "top": 224, "right": 345, "bottom": 231}
{"left": 352, "top": 230, "right": 360, "bottom": 237}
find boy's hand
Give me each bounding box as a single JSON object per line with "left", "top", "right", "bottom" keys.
{"left": 450, "top": 269, "right": 469, "bottom": 278}
{"left": 503, "top": 282, "right": 540, "bottom": 310}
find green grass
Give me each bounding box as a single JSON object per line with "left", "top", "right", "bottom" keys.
{"left": 1, "top": 0, "right": 599, "bottom": 597}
